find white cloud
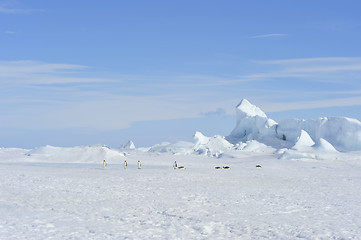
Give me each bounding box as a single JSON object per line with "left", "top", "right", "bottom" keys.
{"left": 249, "top": 33, "right": 287, "bottom": 39}
{"left": 201, "top": 108, "right": 227, "bottom": 117}
{"left": 256, "top": 57, "right": 361, "bottom": 73}
{"left": 261, "top": 96, "right": 361, "bottom": 113}
{"left": 0, "top": 1, "right": 44, "bottom": 14}
{"left": 1, "top": 57, "right": 361, "bottom": 132}
{"left": 0, "top": 94, "right": 235, "bottom": 131}
{"left": 233, "top": 57, "right": 361, "bottom": 84}
{"left": 5, "top": 30, "right": 16, "bottom": 34}
{"left": 256, "top": 57, "right": 361, "bottom": 64}
{"left": 0, "top": 60, "right": 115, "bottom": 84}
{"left": 0, "top": 60, "right": 238, "bottom": 130}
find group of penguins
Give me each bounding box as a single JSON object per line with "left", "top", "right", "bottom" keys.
{"left": 103, "top": 159, "right": 262, "bottom": 170}
{"left": 102, "top": 160, "right": 185, "bottom": 170}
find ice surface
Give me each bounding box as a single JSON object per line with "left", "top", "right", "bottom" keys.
{"left": 1, "top": 149, "right": 361, "bottom": 239}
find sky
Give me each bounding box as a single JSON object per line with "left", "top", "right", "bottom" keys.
{"left": 1, "top": 0, "right": 361, "bottom": 148}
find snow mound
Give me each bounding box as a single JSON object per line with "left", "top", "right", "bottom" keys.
{"left": 0, "top": 148, "right": 30, "bottom": 162}
{"left": 313, "top": 138, "right": 338, "bottom": 153}
{"left": 148, "top": 141, "right": 194, "bottom": 154}
{"left": 193, "top": 131, "right": 234, "bottom": 158}
{"left": 241, "top": 140, "right": 274, "bottom": 153}
{"left": 27, "top": 145, "right": 125, "bottom": 163}
{"left": 292, "top": 130, "right": 315, "bottom": 151}
{"left": 280, "top": 136, "right": 340, "bottom": 161}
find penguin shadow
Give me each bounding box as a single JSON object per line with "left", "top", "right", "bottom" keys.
{"left": 215, "top": 166, "right": 230, "bottom": 170}
{"left": 173, "top": 161, "right": 186, "bottom": 170}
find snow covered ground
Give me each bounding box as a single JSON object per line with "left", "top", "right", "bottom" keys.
{"left": 2, "top": 99, "right": 361, "bottom": 239}
{"left": 1, "top": 149, "right": 361, "bottom": 239}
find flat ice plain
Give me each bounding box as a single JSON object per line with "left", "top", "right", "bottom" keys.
{"left": 1, "top": 150, "right": 361, "bottom": 239}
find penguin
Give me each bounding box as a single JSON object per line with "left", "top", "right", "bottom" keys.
{"left": 173, "top": 161, "right": 177, "bottom": 169}
{"left": 137, "top": 160, "right": 141, "bottom": 169}
{"left": 103, "top": 159, "right": 107, "bottom": 168}
{"left": 124, "top": 160, "right": 127, "bottom": 169}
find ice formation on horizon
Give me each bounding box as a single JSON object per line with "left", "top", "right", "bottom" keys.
{"left": 3, "top": 98, "right": 361, "bottom": 162}
{"left": 228, "top": 99, "right": 361, "bottom": 152}
{"left": 120, "top": 140, "right": 136, "bottom": 150}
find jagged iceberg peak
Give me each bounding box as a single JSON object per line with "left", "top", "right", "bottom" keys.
{"left": 229, "top": 99, "right": 276, "bottom": 141}
{"left": 120, "top": 140, "right": 136, "bottom": 150}
{"left": 292, "top": 130, "right": 315, "bottom": 151}
{"left": 235, "top": 99, "right": 267, "bottom": 118}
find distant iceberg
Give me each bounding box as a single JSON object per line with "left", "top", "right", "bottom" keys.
{"left": 228, "top": 99, "right": 361, "bottom": 152}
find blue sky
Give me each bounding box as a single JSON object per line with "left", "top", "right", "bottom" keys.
{"left": 1, "top": 0, "right": 361, "bottom": 148}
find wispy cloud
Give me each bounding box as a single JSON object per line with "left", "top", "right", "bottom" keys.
{"left": 201, "top": 108, "right": 227, "bottom": 117}
{"left": 261, "top": 96, "right": 361, "bottom": 113}
{"left": 4, "top": 30, "right": 16, "bottom": 34}
{"left": 0, "top": 60, "right": 114, "bottom": 84}
{"left": 255, "top": 57, "right": 361, "bottom": 73}
{"left": 1, "top": 57, "right": 361, "bottom": 132}
{"left": 0, "top": 1, "right": 44, "bottom": 14}
{"left": 234, "top": 57, "right": 361, "bottom": 84}
{"left": 0, "top": 59, "right": 240, "bottom": 131}
{"left": 249, "top": 33, "right": 287, "bottom": 39}
{"left": 256, "top": 57, "right": 361, "bottom": 64}
{"left": 226, "top": 57, "right": 361, "bottom": 114}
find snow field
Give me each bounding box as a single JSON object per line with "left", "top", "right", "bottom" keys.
{"left": 1, "top": 152, "right": 361, "bottom": 239}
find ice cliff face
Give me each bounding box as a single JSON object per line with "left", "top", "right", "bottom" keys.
{"left": 228, "top": 99, "right": 277, "bottom": 141}
{"left": 228, "top": 99, "right": 361, "bottom": 152}
{"left": 129, "top": 99, "right": 361, "bottom": 158}
{"left": 276, "top": 117, "right": 361, "bottom": 152}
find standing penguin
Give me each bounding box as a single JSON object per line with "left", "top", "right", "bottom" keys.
{"left": 173, "top": 161, "right": 177, "bottom": 169}
{"left": 124, "top": 160, "right": 127, "bottom": 169}
{"left": 137, "top": 160, "right": 141, "bottom": 169}
{"left": 103, "top": 159, "right": 107, "bottom": 168}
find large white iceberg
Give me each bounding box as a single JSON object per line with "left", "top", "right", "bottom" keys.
{"left": 228, "top": 99, "right": 361, "bottom": 152}
{"left": 276, "top": 117, "right": 361, "bottom": 152}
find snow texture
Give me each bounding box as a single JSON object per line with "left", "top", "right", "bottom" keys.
{"left": 1, "top": 149, "right": 361, "bottom": 239}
